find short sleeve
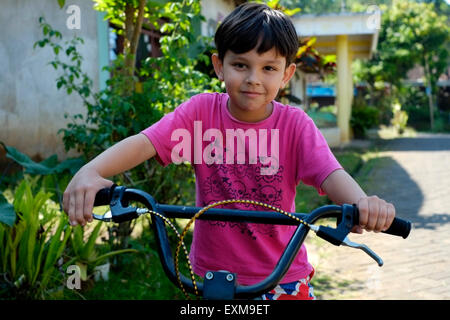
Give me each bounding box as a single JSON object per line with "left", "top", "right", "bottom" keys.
{"left": 141, "top": 95, "right": 199, "bottom": 166}
{"left": 296, "top": 116, "right": 342, "bottom": 195}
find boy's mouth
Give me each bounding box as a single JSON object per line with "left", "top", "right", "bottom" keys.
{"left": 241, "top": 91, "right": 262, "bottom": 97}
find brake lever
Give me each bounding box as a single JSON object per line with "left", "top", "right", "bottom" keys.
{"left": 341, "top": 236, "right": 383, "bottom": 266}
{"left": 308, "top": 204, "right": 384, "bottom": 267}
{"left": 93, "top": 210, "right": 113, "bottom": 222}
{"left": 92, "top": 186, "right": 146, "bottom": 223}
{"left": 93, "top": 208, "right": 148, "bottom": 222}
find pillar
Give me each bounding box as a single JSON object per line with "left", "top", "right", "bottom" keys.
{"left": 336, "top": 35, "right": 351, "bottom": 144}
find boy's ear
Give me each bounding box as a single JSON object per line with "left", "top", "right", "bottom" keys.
{"left": 211, "top": 53, "right": 224, "bottom": 81}
{"left": 280, "top": 62, "right": 296, "bottom": 89}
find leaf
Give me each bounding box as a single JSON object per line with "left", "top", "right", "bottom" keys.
{"left": 90, "top": 249, "right": 138, "bottom": 266}
{"left": 71, "top": 225, "right": 84, "bottom": 257}
{"left": 57, "top": 0, "right": 65, "bottom": 9}
{"left": 76, "top": 262, "right": 88, "bottom": 281}
{"left": 0, "top": 193, "right": 16, "bottom": 227}
{"left": 266, "top": 0, "right": 280, "bottom": 9}
{"left": 1, "top": 142, "right": 84, "bottom": 176}
{"left": 40, "top": 216, "right": 69, "bottom": 287}
{"left": 40, "top": 154, "right": 59, "bottom": 168}
{"left": 283, "top": 8, "right": 301, "bottom": 16}
{"left": 306, "top": 37, "right": 317, "bottom": 47}
{"left": 323, "top": 54, "right": 336, "bottom": 64}
{"left": 82, "top": 221, "right": 103, "bottom": 261}
{"left": 54, "top": 157, "right": 85, "bottom": 175}
{"left": 1, "top": 143, "right": 54, "bottom": 175}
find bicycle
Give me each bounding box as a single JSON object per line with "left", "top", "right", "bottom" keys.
{"left": 91, "top": 184, "right": 411, "bottom": 300}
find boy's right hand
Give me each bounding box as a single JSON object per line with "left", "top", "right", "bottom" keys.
{"left": 63, "top": 165, "right": 113, "bottom": 227}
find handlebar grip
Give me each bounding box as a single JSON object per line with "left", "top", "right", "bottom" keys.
{"left": 353, "top": 205, "right": 412, "bottom": 239}
{"left": 93, "top": 185, "right": 116, "bottom": 206}
{"left": 382, "top": 217, "right": 411, "bottom": 239}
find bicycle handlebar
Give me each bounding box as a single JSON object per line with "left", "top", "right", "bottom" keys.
{"left": 92, "top": 185, "right": 411, "bottom": 299}
{"left": 93, "top": 185, "right": 411, "bottom": 238}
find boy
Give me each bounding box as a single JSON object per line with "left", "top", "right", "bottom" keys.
{"left": 63, "top": 2, "right": 395, "bottom": 300}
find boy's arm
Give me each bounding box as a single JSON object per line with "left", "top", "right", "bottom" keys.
{"left": 320, "top": 169, "right": 395, "bottom": 233}
{"left": 63, "top": 133, "right": 156, "bottom": 227}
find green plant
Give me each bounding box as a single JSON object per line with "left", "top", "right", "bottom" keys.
{"left": 34, "top": 2, "right": 211, "bottom": 252}
{"left": 1, "top": 142, "right": 84, "bottom": 209}
{"left": 391, "top": 101, "right": 409, "bottom": 134}
{"left": 0, "top": 179, "right": 71, "bottom": 299}
{"left": 307, "top": 108, "right": 337, "bottom": 128}
{"left": 352, "top": 0, "right": 450, "bottom": 131}
{"left": 33, "top": 6, "right": 207, "bottom": 206}
{"left": 0, "top": 192, "right": 16, "bottom": 227}
{"left": 350, "top": 105, "right": 380, "bottom": 139}
{"left": 65, "top": 221, "right": 138, "bottom": 283}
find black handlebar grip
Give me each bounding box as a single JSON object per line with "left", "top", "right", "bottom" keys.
{"left": 353, "top": 205, "right": 411, "bottom": 239}
{"left": 382, "top": 217, "right": 412, "bottom": 239}
{"left": 93, "top": 185, "right": 116, "bottom": 206}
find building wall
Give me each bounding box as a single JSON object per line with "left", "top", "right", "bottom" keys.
{"left": 0, "top": 0, "right": 235, "bottom": 162}
{"left": 201, "top": 0, "right": 234, "bottom": 38}
{"left": 0, "top": 0, "right": 101, "bottom": 161}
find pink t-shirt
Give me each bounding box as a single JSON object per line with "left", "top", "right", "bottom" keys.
{"left": 141, "top": 92, "right": 342, "bottom": 285}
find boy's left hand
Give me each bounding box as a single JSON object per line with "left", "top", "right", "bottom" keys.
{"left": 353, "top": 196, "right": 396, "bottom": 234}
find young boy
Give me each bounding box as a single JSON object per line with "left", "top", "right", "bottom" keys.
{"left": 63, "top": 2, "right": 395, "bottom": 300}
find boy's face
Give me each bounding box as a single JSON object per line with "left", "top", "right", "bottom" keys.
{"left": 212, "top": 47, "right": 296, "bottom": 123}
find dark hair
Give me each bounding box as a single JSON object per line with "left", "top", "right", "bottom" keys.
{"left": 214, "top": 2, "right": 299, "bottom": 65}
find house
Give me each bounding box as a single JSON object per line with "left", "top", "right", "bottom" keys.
{"left": 291, "top": 11, "right": 380, "bottom": 146}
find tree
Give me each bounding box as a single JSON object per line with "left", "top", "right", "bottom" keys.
{"left": 279, "top": 0, "right": 393, "bottom": 14}
{"left": 352, "top": 0, "right": 449, "bottom": 131}
{"left": 95, "top": 0, "right": 147, "bottom": 96}
{"left": 375, "top": 0, "right": 449, "bottom": 130}
{"left": 395, "top": 0, "right": 450, "bottom": 130}
{"left": 42, "top": 0, "right": 219, "bottom": 253}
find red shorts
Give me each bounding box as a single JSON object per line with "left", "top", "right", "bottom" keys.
{"left": 261, "top": 269, "right": 315, "bottom": 300}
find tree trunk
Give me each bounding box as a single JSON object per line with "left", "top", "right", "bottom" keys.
{"left": 121, "top": 0, "right": 146, "bottom": 96}
{"left": 114, "top": 0, "right": 147, "bottom": 251}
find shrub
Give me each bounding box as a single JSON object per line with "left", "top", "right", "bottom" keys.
{"left": 34, "top": 1, "right": 216, "bottom": 254}
{"left": 350, "top": 105, "right": 380, "bottom": 139}
{"left": 0, "top": 179, "right": 71, "bottom": 299}
{"left": 391, "top": 101, "right": 409, "bottom": 134}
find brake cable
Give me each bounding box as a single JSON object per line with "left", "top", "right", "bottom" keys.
{"left": 93, "top": 186, "right": 410, "bottom": 299}
{"left": 172, "top": 198, "right": 312, "bottom": 299}
{"left": 133, "top": 198, "right": 312, "bottom": 299}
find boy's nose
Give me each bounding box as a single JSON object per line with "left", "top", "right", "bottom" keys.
{"left": 245, "top": 71, "right": 261, "bottom": 85}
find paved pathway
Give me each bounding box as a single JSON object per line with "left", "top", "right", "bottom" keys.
{"left": 310, "top": 133, "right": 450, "bottom": 300}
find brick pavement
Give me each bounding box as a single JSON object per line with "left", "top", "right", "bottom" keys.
{"left": 310, "top": 133, "right": 450, "bottom": 300}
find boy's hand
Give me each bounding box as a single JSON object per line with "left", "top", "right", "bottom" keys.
{"left": 353, "top": 196, "right": 396, "bottom": 234}
{"left": 63, "top": 165, "right": 113, "bottom": 227}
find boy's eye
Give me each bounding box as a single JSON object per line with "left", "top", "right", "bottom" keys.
{"left": 264, "top": 66, "right": 276, "bottom": 71}
{"left": 232, "top": 63, "right": 247, "bottom": 69}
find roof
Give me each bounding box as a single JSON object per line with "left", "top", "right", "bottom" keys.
{"left": 292, "top": 11, "right": 380, "bottom": 59}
